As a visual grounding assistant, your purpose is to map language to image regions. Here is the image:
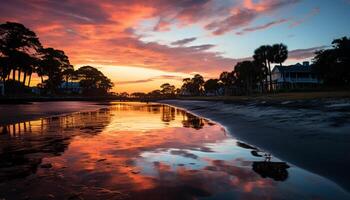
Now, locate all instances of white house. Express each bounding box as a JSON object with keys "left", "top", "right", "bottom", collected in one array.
[{"left": 272, "top": 62, "right": 322, "bottom": 89}]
